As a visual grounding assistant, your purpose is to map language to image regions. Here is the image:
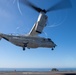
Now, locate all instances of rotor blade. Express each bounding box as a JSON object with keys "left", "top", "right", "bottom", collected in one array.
[
  {"left": 46, "top": 0, "right": 72, "bottom": 12},
  {"left": 20, "top": 0, "right": 42, "bottom": 13}
]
